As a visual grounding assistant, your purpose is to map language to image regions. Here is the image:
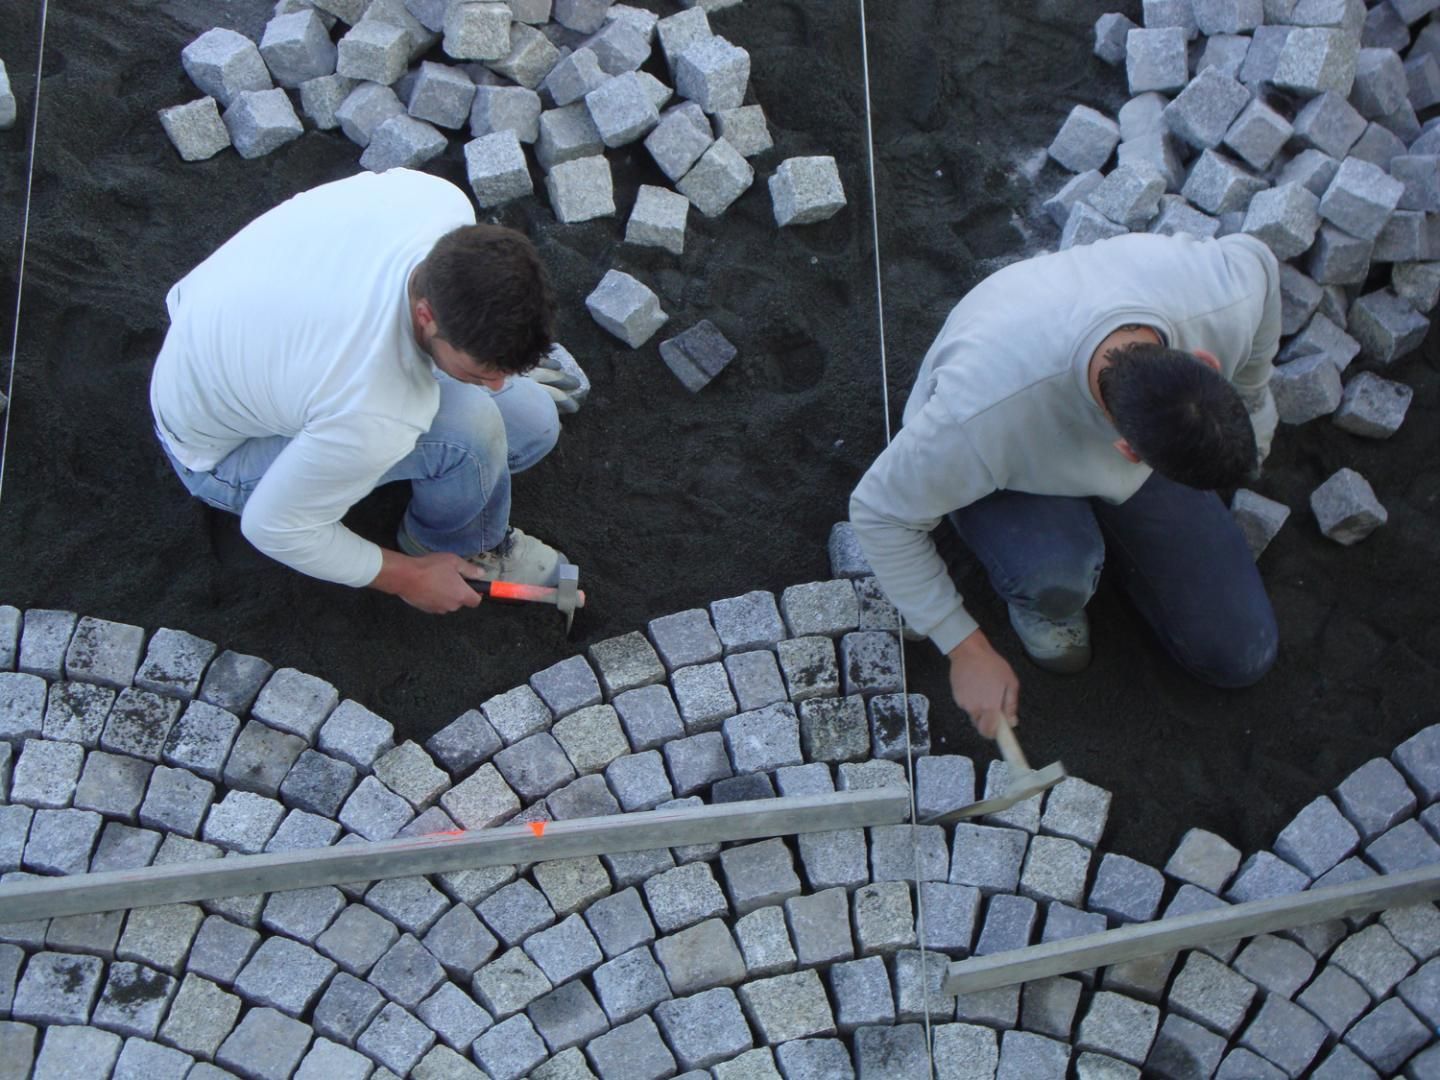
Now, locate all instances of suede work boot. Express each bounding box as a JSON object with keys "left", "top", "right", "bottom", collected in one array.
[
  {"left": 398, "top": 525, "right": 567, "bottom": 588},
  {"left": 1007, "top": 603, "right": 1092, "bottom": 674}
]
